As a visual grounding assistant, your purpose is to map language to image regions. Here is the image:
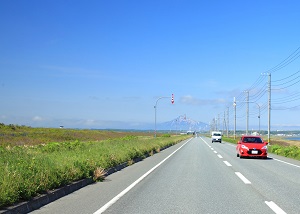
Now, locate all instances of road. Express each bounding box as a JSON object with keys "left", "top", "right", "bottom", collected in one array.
[{"left": 31, "top": 136, "right": 300, "bottom": 214}]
